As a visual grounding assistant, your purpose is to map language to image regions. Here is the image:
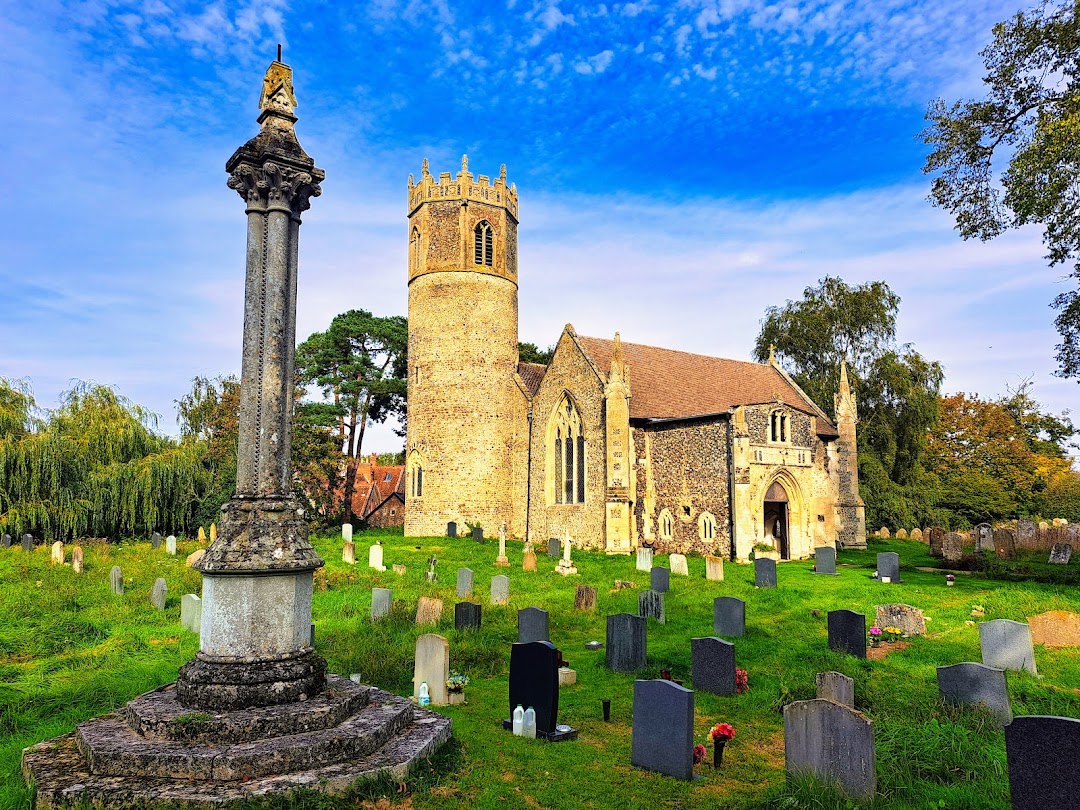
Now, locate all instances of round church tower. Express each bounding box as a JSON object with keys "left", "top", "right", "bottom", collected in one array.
[{"left": 404, "top": 157, "right": 520, "bottom": 538}]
